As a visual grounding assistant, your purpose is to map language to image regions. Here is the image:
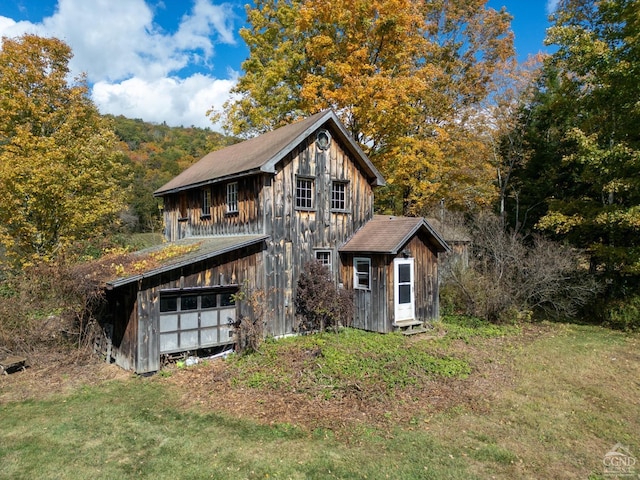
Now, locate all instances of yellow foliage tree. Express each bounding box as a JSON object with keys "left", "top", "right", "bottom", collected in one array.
[
  {"left": 0, "top": 35, "right": 129, "bottom": 269},
  {"left": 220, "top": 0, "right": 514, "bottom": 214}
]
